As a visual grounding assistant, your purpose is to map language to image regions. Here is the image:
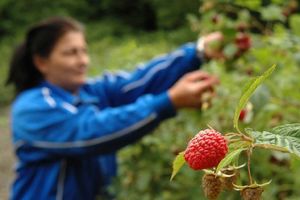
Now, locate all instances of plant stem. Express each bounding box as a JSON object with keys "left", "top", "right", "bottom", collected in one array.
[
  {"left": 225, "top": 132, "right": 240, "bottom": 137},
  {"left": 241, "top": 134, "right": 253, "bottom": 142},
  {"left": 247, "top": 148, "right": 253, "bottom": 185}
]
